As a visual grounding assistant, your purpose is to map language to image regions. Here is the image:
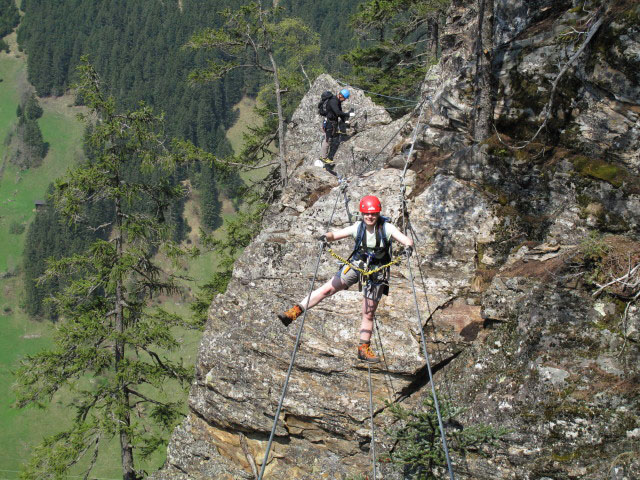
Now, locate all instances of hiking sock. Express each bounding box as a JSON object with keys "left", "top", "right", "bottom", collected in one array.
[{"left": 359, "top": 329, "right": 372, "bottom": 344}]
